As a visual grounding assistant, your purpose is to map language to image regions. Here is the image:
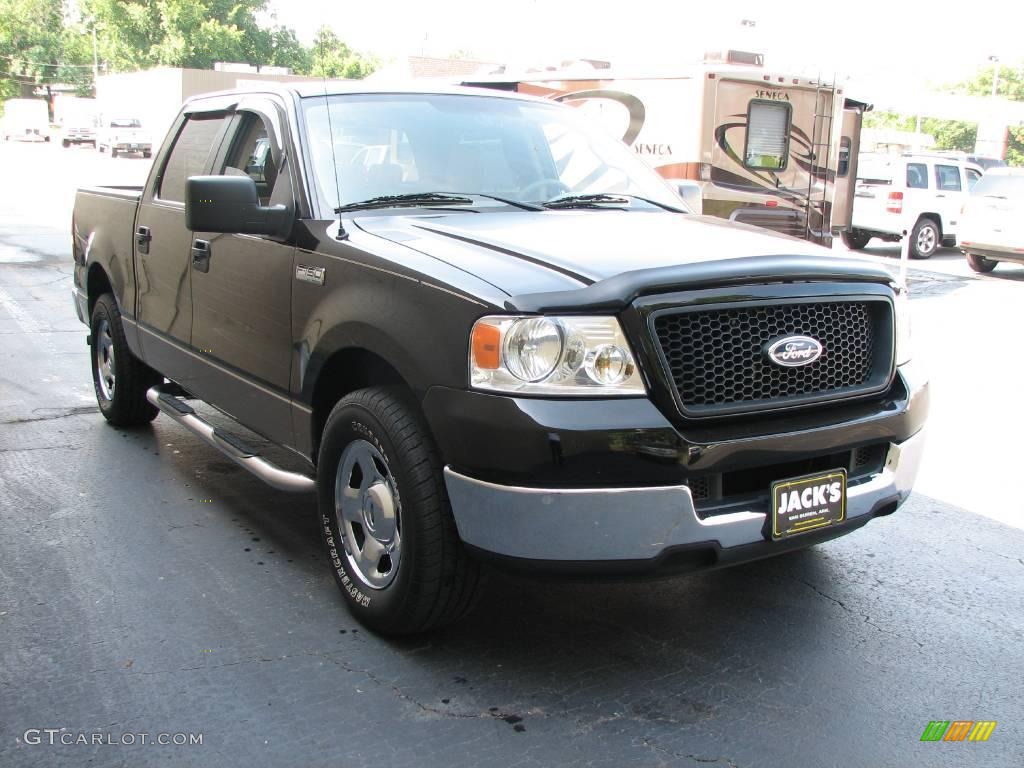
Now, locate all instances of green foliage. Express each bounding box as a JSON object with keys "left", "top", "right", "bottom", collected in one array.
[
  {"left": 308, "top": 26, "right": 376, "bottom": 79},
  {"left": 953, "top": 63, "right": 1024, "bottom": 101},
  {"left": 863, "top": 110, "right": 977, "bottom": 153},
  {"left": 0, "top": 0, "right": 93, "bottom": 102},
  {"left": 1007, "top": 126, "right": 1024, "bottom": 167}
]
